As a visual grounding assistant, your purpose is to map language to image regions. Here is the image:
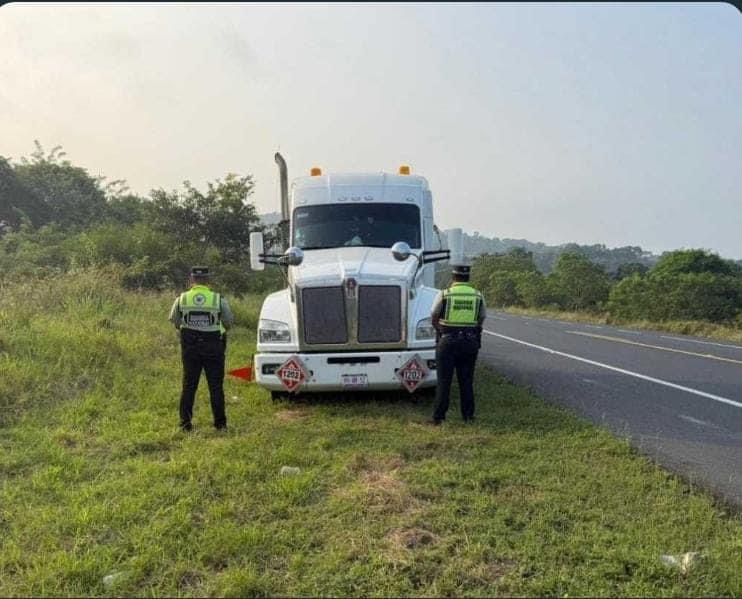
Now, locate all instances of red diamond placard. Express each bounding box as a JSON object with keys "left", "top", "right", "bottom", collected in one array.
[
  {"left": 276, "top": 356, "right": 308, "bottom": 393},
  {"left": 396, "top": 354, "right": 428, "bottom": 393}
]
